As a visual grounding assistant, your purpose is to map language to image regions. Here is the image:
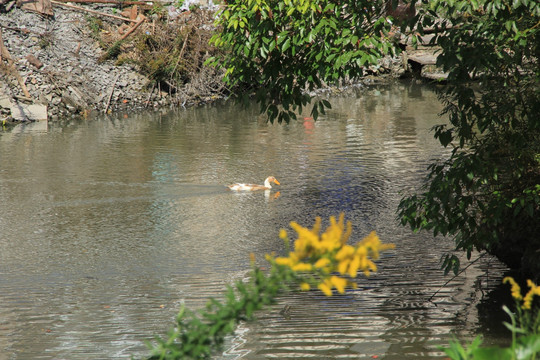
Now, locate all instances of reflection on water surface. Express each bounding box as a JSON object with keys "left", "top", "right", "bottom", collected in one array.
[{"left": 0, "top": 81, "right": 508, "bottom": 359}]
